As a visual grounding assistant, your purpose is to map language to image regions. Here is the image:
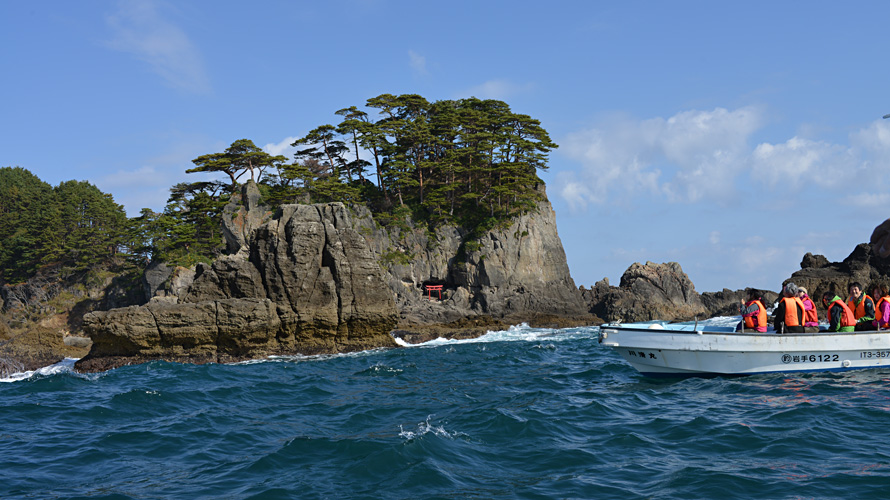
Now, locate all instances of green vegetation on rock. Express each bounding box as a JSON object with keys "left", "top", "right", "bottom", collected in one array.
[{"left": 2, "top": 94, "right": 555, "bottom": 284}]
